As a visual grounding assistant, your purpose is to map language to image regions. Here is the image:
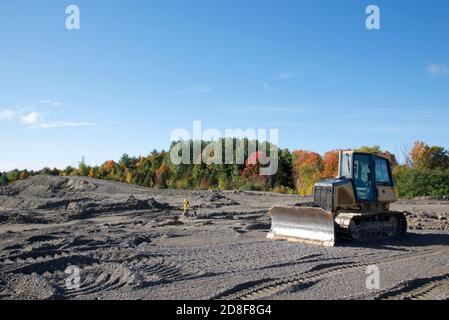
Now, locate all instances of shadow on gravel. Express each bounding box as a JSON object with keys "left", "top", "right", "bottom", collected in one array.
[
  {"left": 396, "top": 232, "right": 449, "bottom": 247},
  {"left": 341, "top": 232, "right": 449, "bottom": 250},
  {"left": 374, "top": 272, "right": 449, "bottom": 300}
]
